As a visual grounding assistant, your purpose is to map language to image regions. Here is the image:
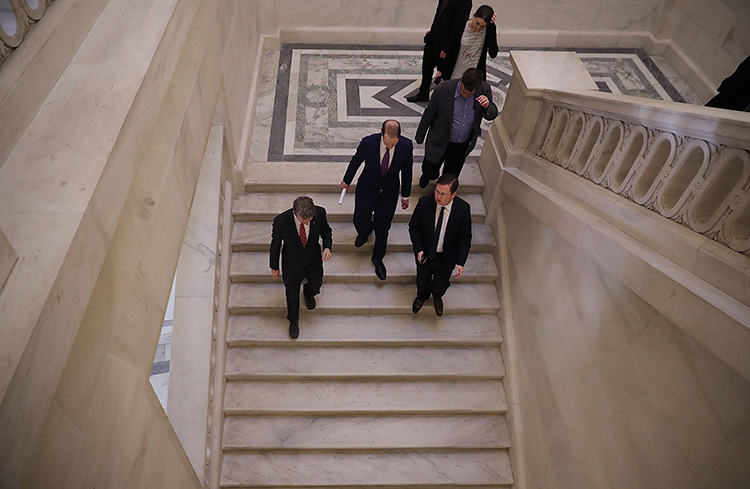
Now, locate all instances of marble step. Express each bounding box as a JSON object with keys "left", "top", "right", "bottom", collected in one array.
[
  {"left": 223, "top": 380, "right": 508, "bottom": 415},
  {"left": 220, "top": 451, "right": 514, "bottom": 487},
  {"left": 232, "top": 192, "right": 486, "bottom": 222},
  {"left": 231, "top": 221, "right": 496, "bottom": 253},
  {"left": 225, "top": 346, "right": 505, "bottom": 380},
  {"left": 230, "top": 251, "right": 498, "bottom": 283},
  {"left": 243, "top": 161, "right": 484, "bottom": 194},
  {"left": 228, "top": 283, "right": 501, "bottom": 315},
  {"left": 226, "top": 314, "right": 503, "bottom": 347},
  {"left": 222, "top": 415, "right": 510, "bottom": 450}
]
